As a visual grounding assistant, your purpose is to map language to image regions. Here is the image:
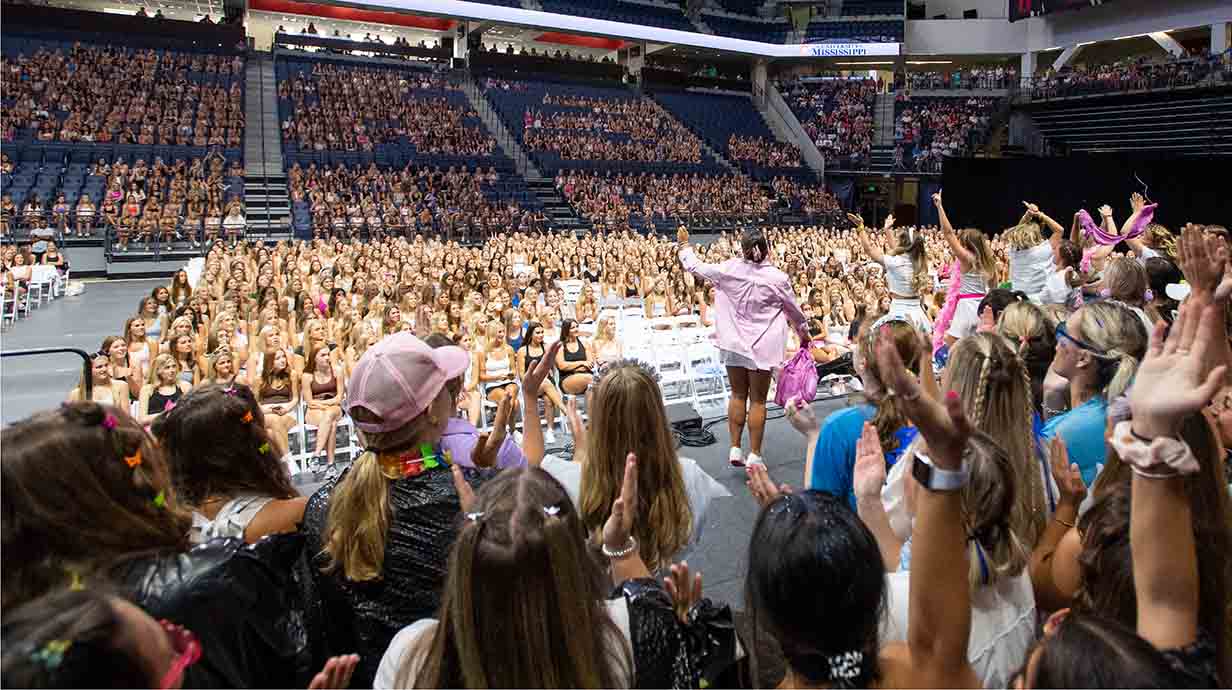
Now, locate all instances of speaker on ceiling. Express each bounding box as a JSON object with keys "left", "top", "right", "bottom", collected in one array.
[{"left": 962, "top": 8, "right": 978, "bottom": 18}]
